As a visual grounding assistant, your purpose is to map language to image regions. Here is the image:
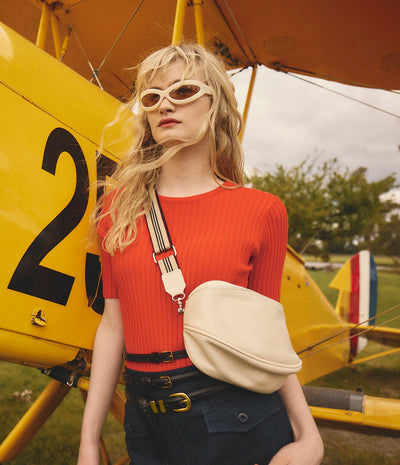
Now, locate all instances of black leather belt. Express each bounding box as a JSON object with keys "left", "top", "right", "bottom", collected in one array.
[
  {"left": 125, "top": 384, "right": 228, "bottom": 414},
  {"left": 123, "top": 368, "right": 203, "bottom": 389},
  {"left": 125, "top": 350, "right": 188, "bottom": 363}
]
